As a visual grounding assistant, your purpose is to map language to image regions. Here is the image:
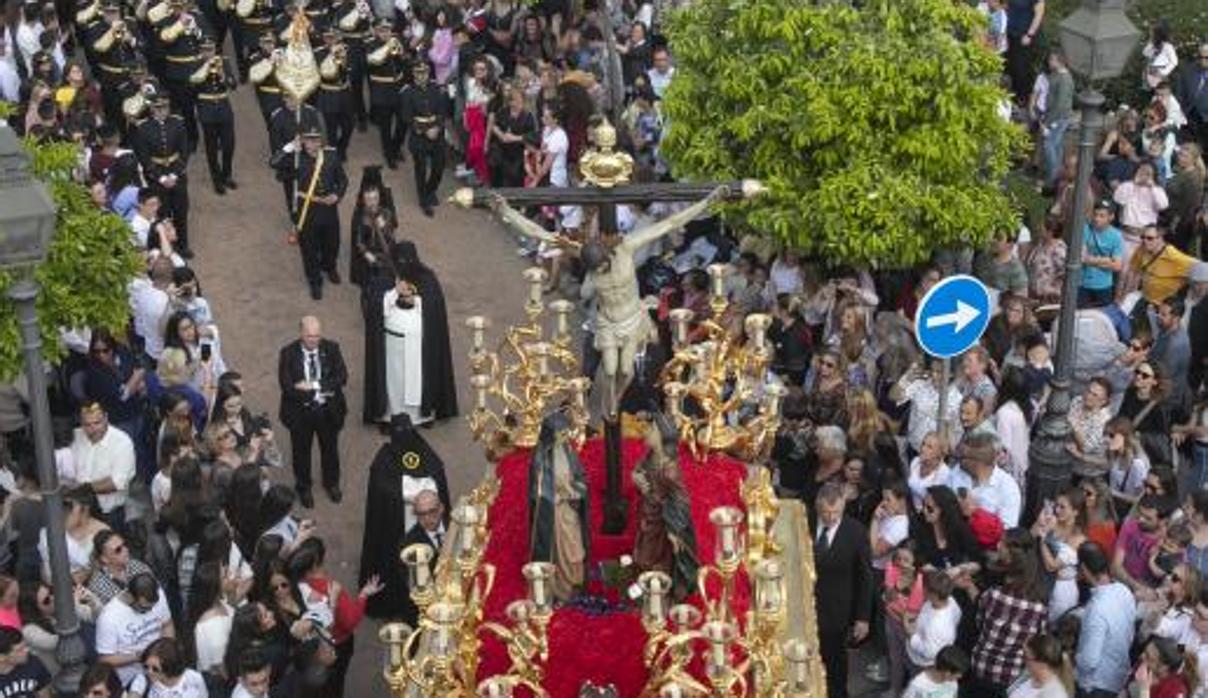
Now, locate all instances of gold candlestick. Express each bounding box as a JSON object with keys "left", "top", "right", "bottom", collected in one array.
[{"left": 669, "top": 308, "right": 694, "bottom": 347}]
